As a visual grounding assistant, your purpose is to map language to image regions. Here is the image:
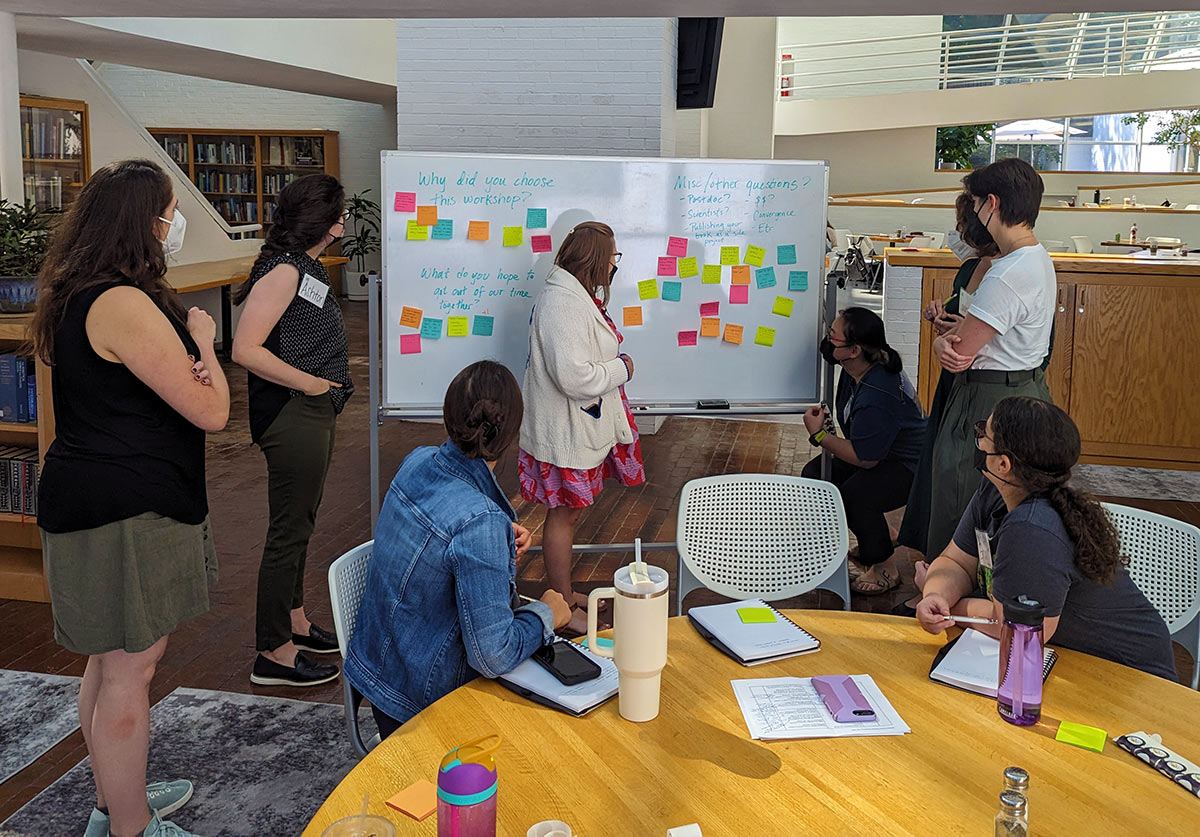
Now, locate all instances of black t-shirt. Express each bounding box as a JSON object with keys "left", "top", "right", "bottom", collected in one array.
[
  {"left": 953, "top": 479, "right": 1178, "bottom": 681},
  {"left": 835, "top": 365, "right": 926, "bottom": 471}
]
